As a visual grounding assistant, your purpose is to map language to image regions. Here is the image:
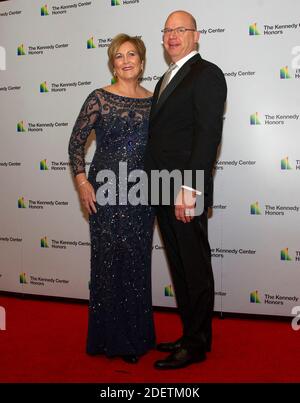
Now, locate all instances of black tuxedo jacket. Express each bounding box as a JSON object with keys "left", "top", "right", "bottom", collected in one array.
[{"left": 144, "top": 54, "right": 227, "bottom": 208}]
